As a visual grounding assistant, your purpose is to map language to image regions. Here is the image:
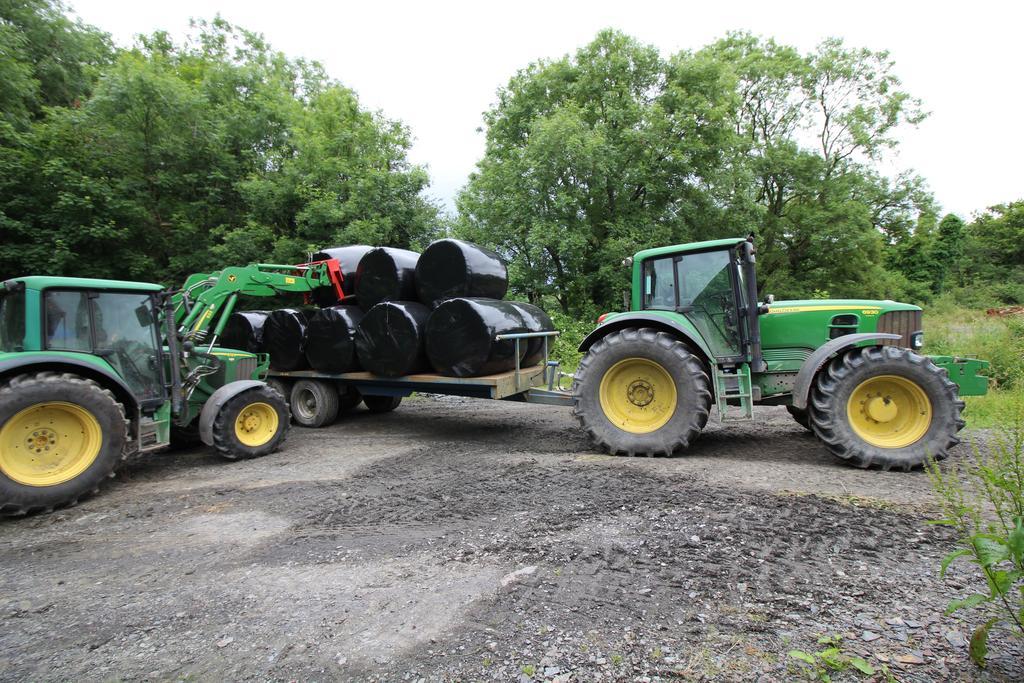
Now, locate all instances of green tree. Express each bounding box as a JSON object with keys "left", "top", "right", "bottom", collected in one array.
[
  {"left": 457, "top": 30, "right": 733, "bottom": 314},
  {"left": 0, "top": 0, "right": 113, "bottom": 127},
  {"left": 963, "top": 201, "right": 1024, "bottom": 303},
  {"left": 0, "top": 13, "right": 438, "bottom": 285},
  {"left": 695, "top": 33, "right": 931, "bottom": 299}
]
